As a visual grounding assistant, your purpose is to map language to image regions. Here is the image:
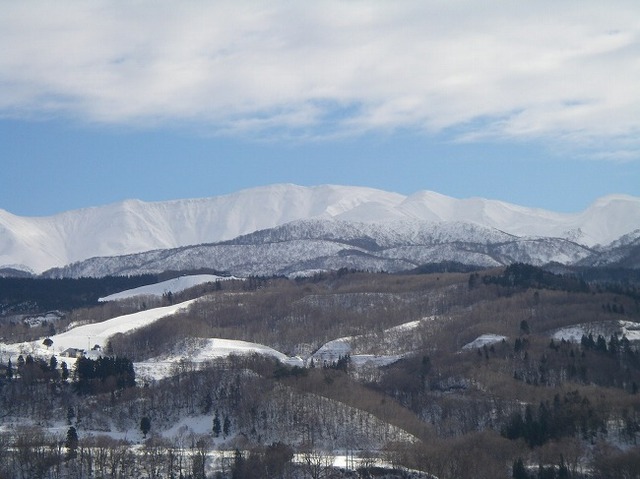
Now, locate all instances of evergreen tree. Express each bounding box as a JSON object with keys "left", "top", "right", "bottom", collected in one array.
[
  {"left": 202, "top": 391, "right": 213, "bottom": 414},
  {"left": 213, "top": 410, "right": 221, "bottom": 437},
  {"left": 140, "top": 416, "right": 151, "bottom": 438},
  {"left": 558, "top": 455, "right": 570, "bottom": 479},
  {"left": 67, "top": 406, "right": 75, "bottom": 426},
  {"left": 65, "top": 426, "right": 78, "bottom": 460},
  {"left": 512, "top": 458, "right": 529, "bottom": 479},
  {"left": 61, "top": 361, "right": 69, "bottom": 381},
  {"left": 223, "top": 416, "right": 231, "bottom": 437},
  {"left": 231, "top": 449, "right": 244, "bottom": 479},
  {"left": 49, "top": 355, "right": 57, "bottom": 372}
]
